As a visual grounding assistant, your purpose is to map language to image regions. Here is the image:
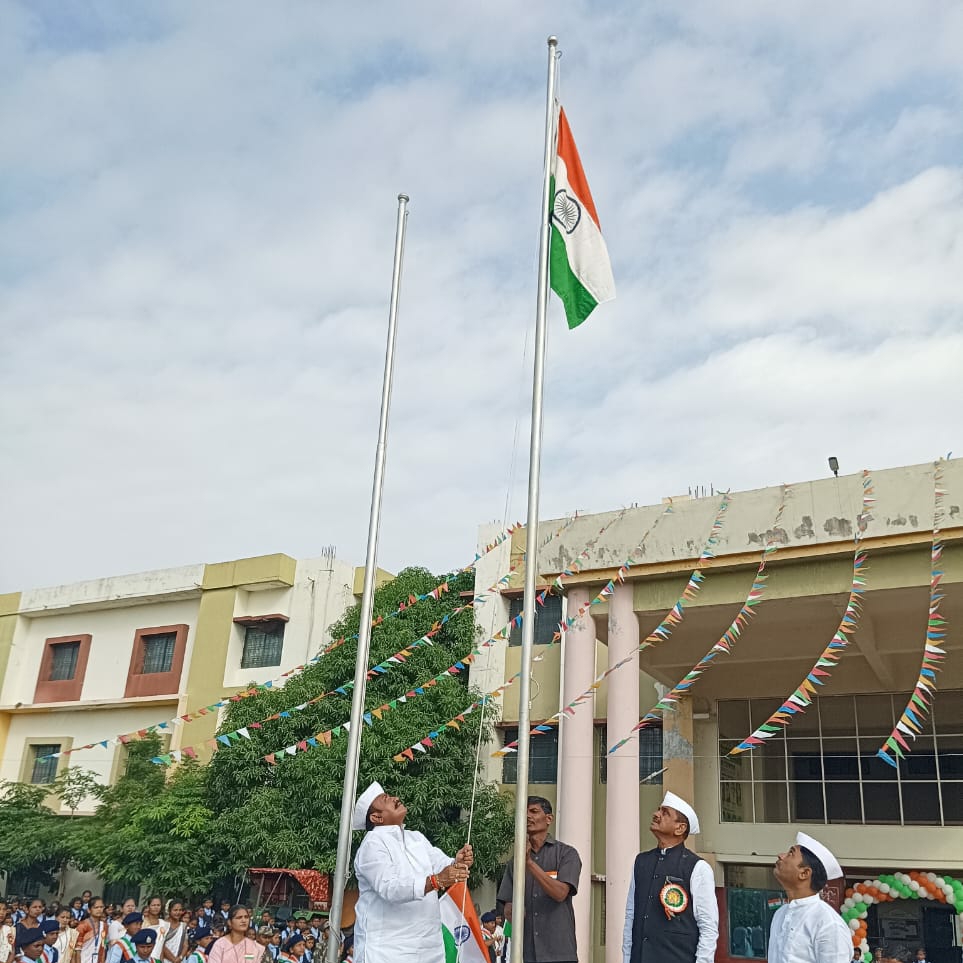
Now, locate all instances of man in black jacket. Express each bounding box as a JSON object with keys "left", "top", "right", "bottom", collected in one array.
[{"left": 621, "top": 792, "right": 718, "bottom": 963}]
